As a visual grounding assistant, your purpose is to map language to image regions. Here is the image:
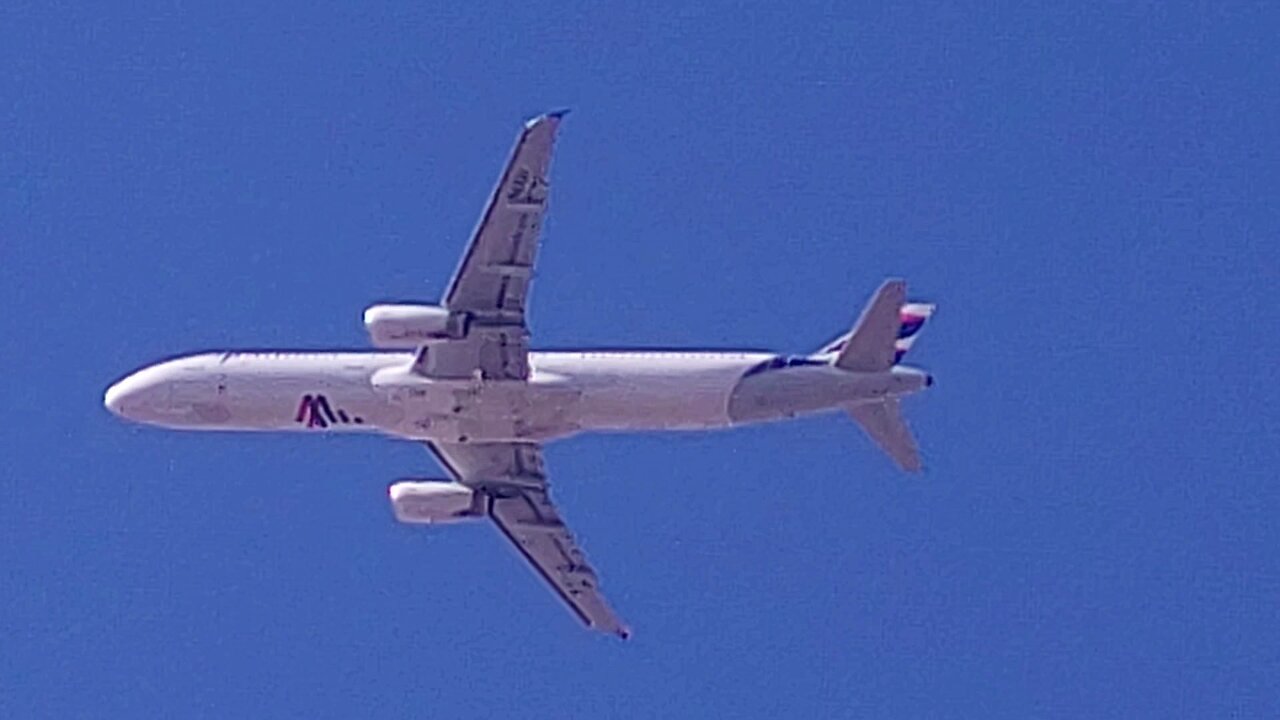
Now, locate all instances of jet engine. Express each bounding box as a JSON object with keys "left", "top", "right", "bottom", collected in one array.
[
  {"left": 364, "top": 304, "right": 467, "bottom": 348},
  {"left": 388, "top": 480, "right": 484, "bottom": 524}
]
